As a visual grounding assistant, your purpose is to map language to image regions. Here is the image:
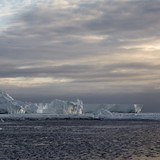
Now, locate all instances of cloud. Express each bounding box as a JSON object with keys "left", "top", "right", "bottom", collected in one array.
[
  {"left": 0, "top": 0, "right": 160, "bottom": 110},
  {"left": 0, "top": 62, "right": 159, "bottom": 95},
  {"left": 0, "top": 77, "right": 73, "bottom": 87}
]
